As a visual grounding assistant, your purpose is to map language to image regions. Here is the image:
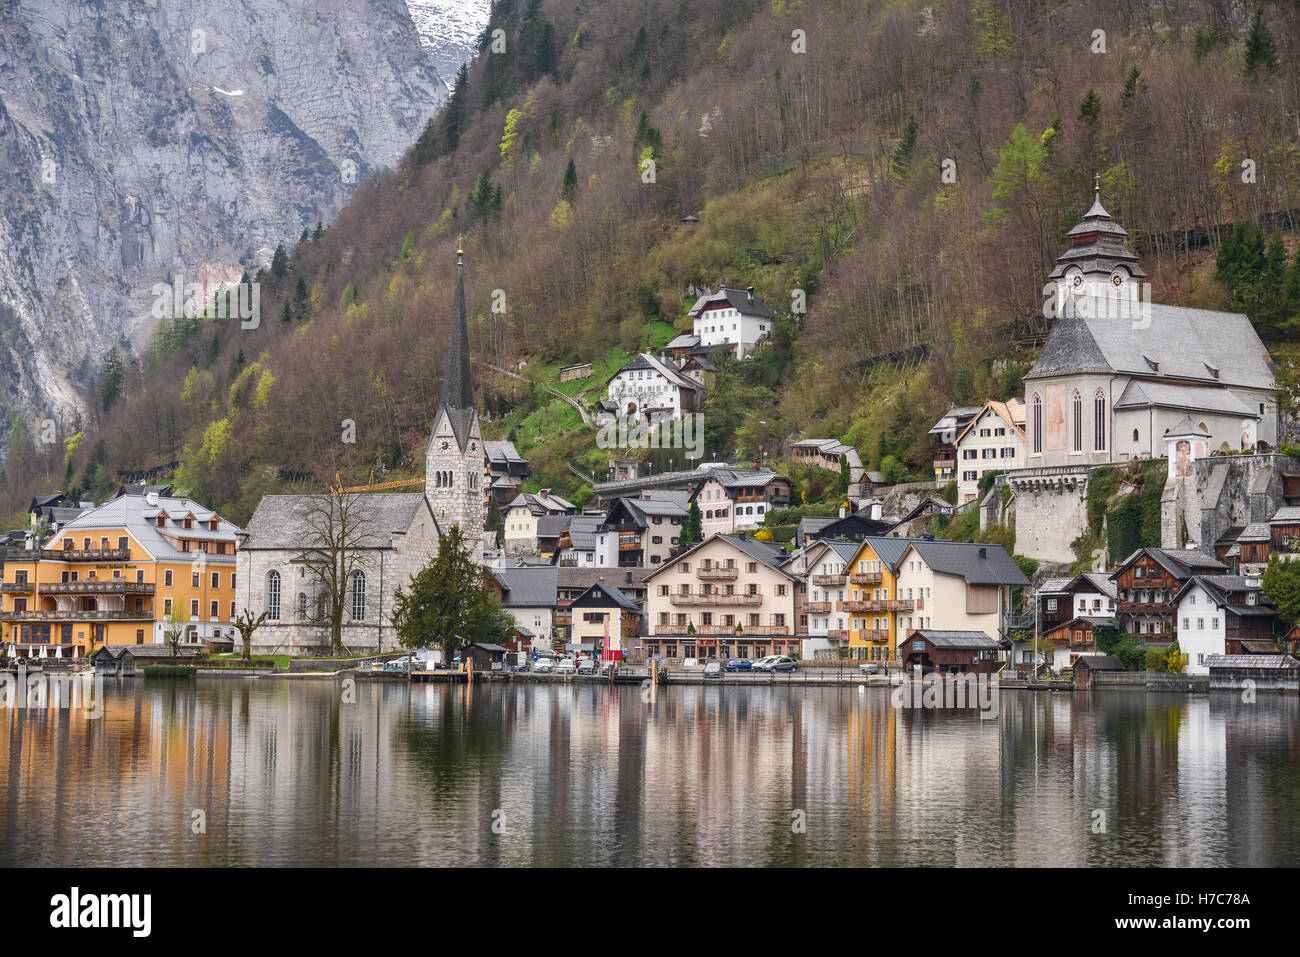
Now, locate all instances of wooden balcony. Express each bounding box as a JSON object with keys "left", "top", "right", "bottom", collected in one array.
[
  {"left": 805, "top": 601, "right": 833, "bottom": 614},
  {"left": 2, "top": 582, "right": 34, "bottom": 592},
  {"left": 697, "top": 566, "right": 738, "bottom": 580},
  {"left": 1123, "top": 602, "right": 1171, "bottom": 614},
  {"left": 857, "top": 629, "right": 890, "bottom": 641},
  {"left": 41, "top": 580, "right": 155, "bottom": 596},
  {"left": 842, "top": 599, "right": 914, "bottom": 613},
  {"left": 654, "top": 625, "right": 692, "bottom": 635},
  {"left": 39, "top": 547, "right": 131, "bottom": 562},
  {"left": 670, "top": 593, "right": 762, "bottom": 606},
  {"left": 811, "top": 574, "right": 845, "bottom": 586},
  {"left": 849, "top": 571, "right": 882, "bottom": 585},
  {"left": 826, "top": 629, "right": 850, "bottom": 642},
  {"left": 2, "top": 609, "right": 152, "bottom": 621}
]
